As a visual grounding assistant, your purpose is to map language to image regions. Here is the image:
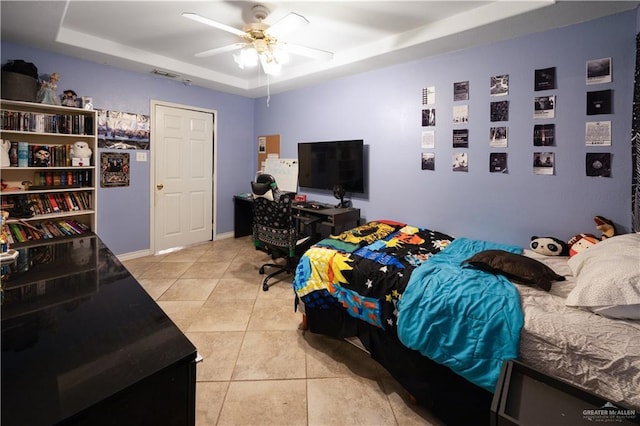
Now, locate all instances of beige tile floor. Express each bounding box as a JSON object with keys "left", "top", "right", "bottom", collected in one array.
[{"left": 122, "top": 236, "right": 443, "bottom": 426}]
